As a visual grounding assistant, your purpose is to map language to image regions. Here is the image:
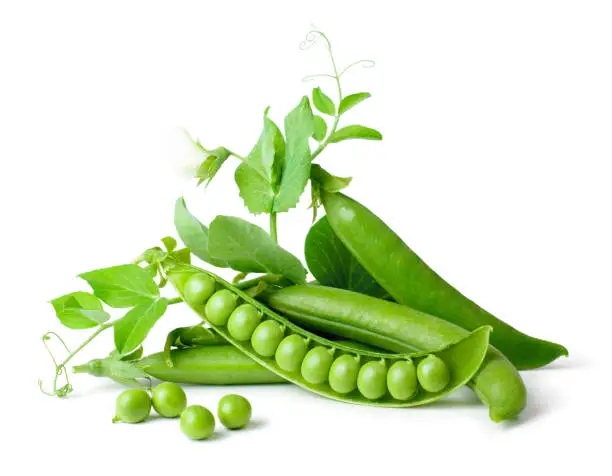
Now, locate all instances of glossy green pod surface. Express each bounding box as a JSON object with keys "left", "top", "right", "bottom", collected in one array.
[
  {"left": 169, "top": 264, "right": 491, "bottom": 408},
  {"left": 266, "top": 284, "right": 527, "bottom": 422},
  {"left": 321, "top": 191, "right": 567, "bottom": 370},
  {"left": 140, "top": 346, "right": 287, "bottom": 385}
]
